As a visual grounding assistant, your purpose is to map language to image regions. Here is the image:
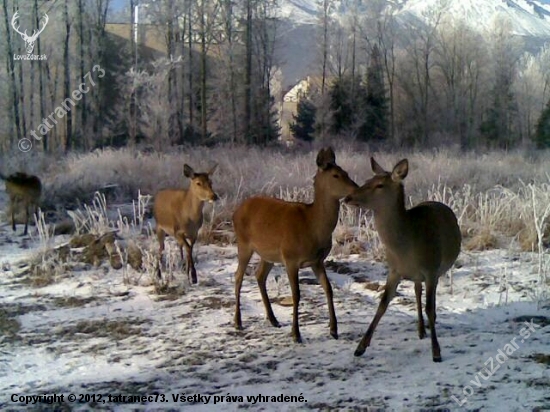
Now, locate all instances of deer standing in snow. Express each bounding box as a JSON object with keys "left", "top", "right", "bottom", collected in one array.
[{"left": 345, "top": 158, "right": 461, "bottom": 362}]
